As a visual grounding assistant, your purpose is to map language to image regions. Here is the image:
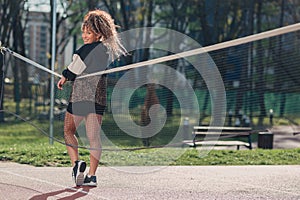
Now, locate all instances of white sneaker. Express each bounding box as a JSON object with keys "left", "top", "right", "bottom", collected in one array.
[
  {"left": 72, "top": 160, "right": 86, "bottom": 186},
  {"left": 83, "top": 175, "right": 97, "bottom": 187}
]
